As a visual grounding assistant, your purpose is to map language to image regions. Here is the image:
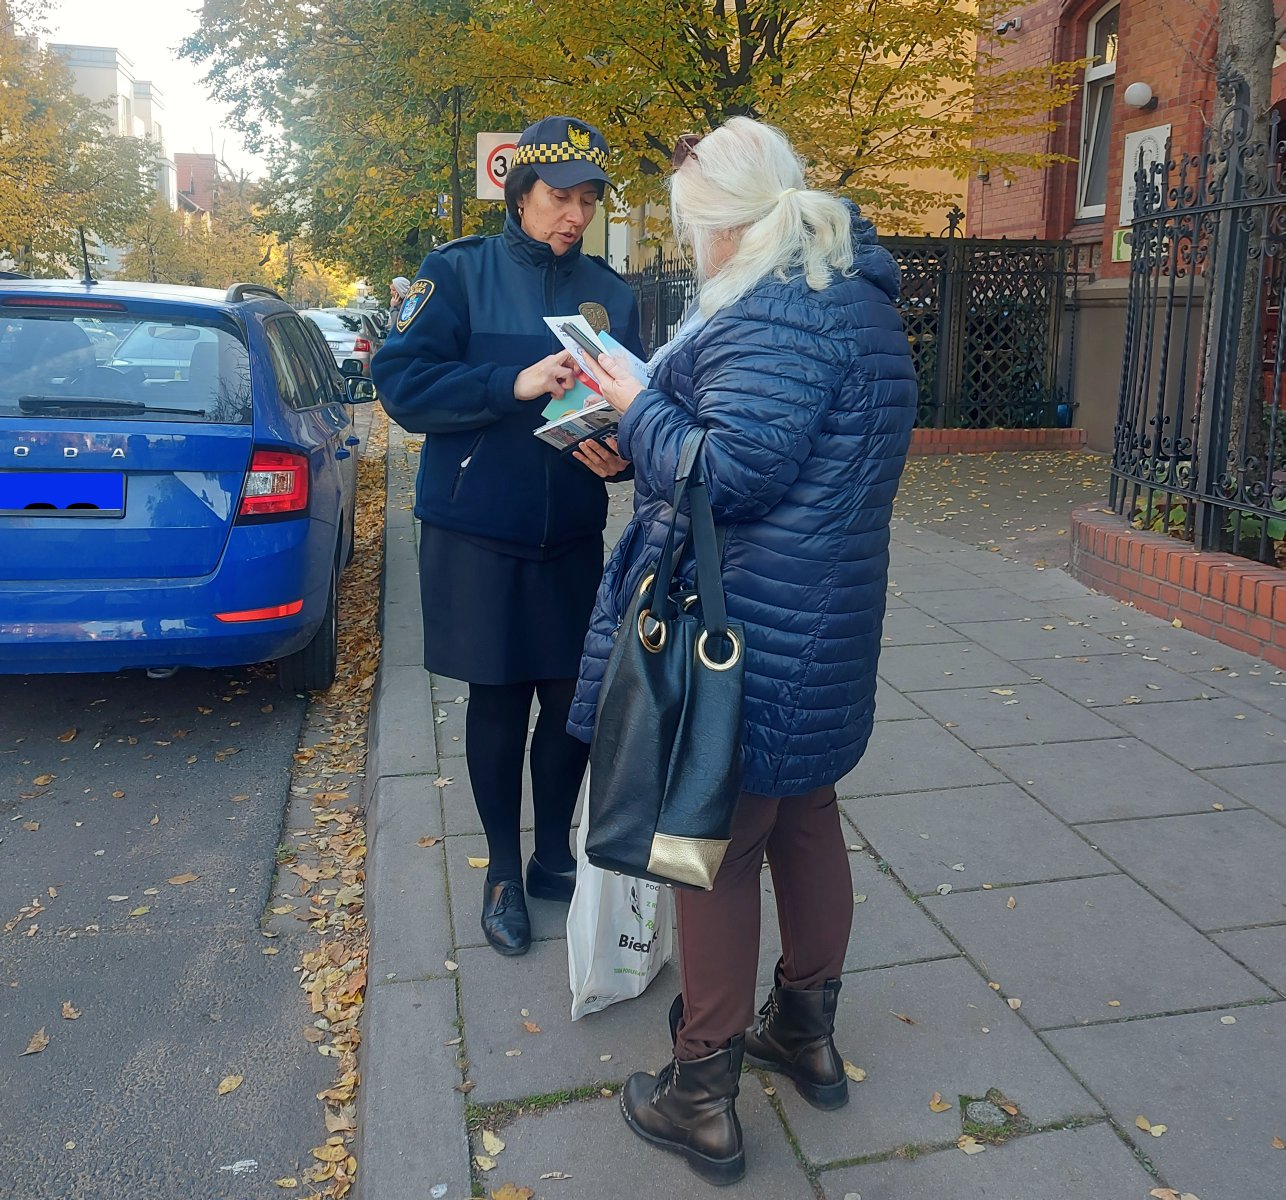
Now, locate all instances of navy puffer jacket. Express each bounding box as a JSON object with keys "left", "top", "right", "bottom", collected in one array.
[{"left": 567, "top": 206, "right": 917, "bottom": 797}]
